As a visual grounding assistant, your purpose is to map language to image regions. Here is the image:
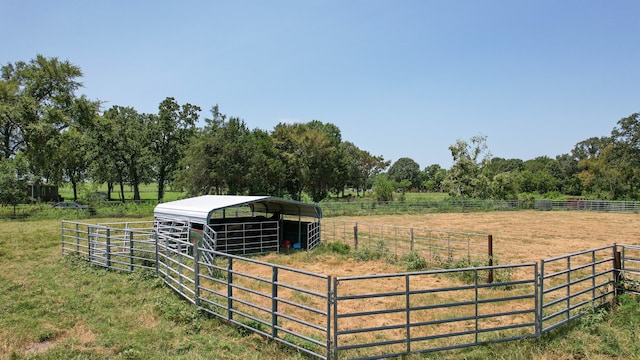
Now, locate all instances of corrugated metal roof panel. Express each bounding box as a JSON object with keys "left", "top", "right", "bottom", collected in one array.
[{"left": 153, "top": 195, "right": 321, "bottom": 224}]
